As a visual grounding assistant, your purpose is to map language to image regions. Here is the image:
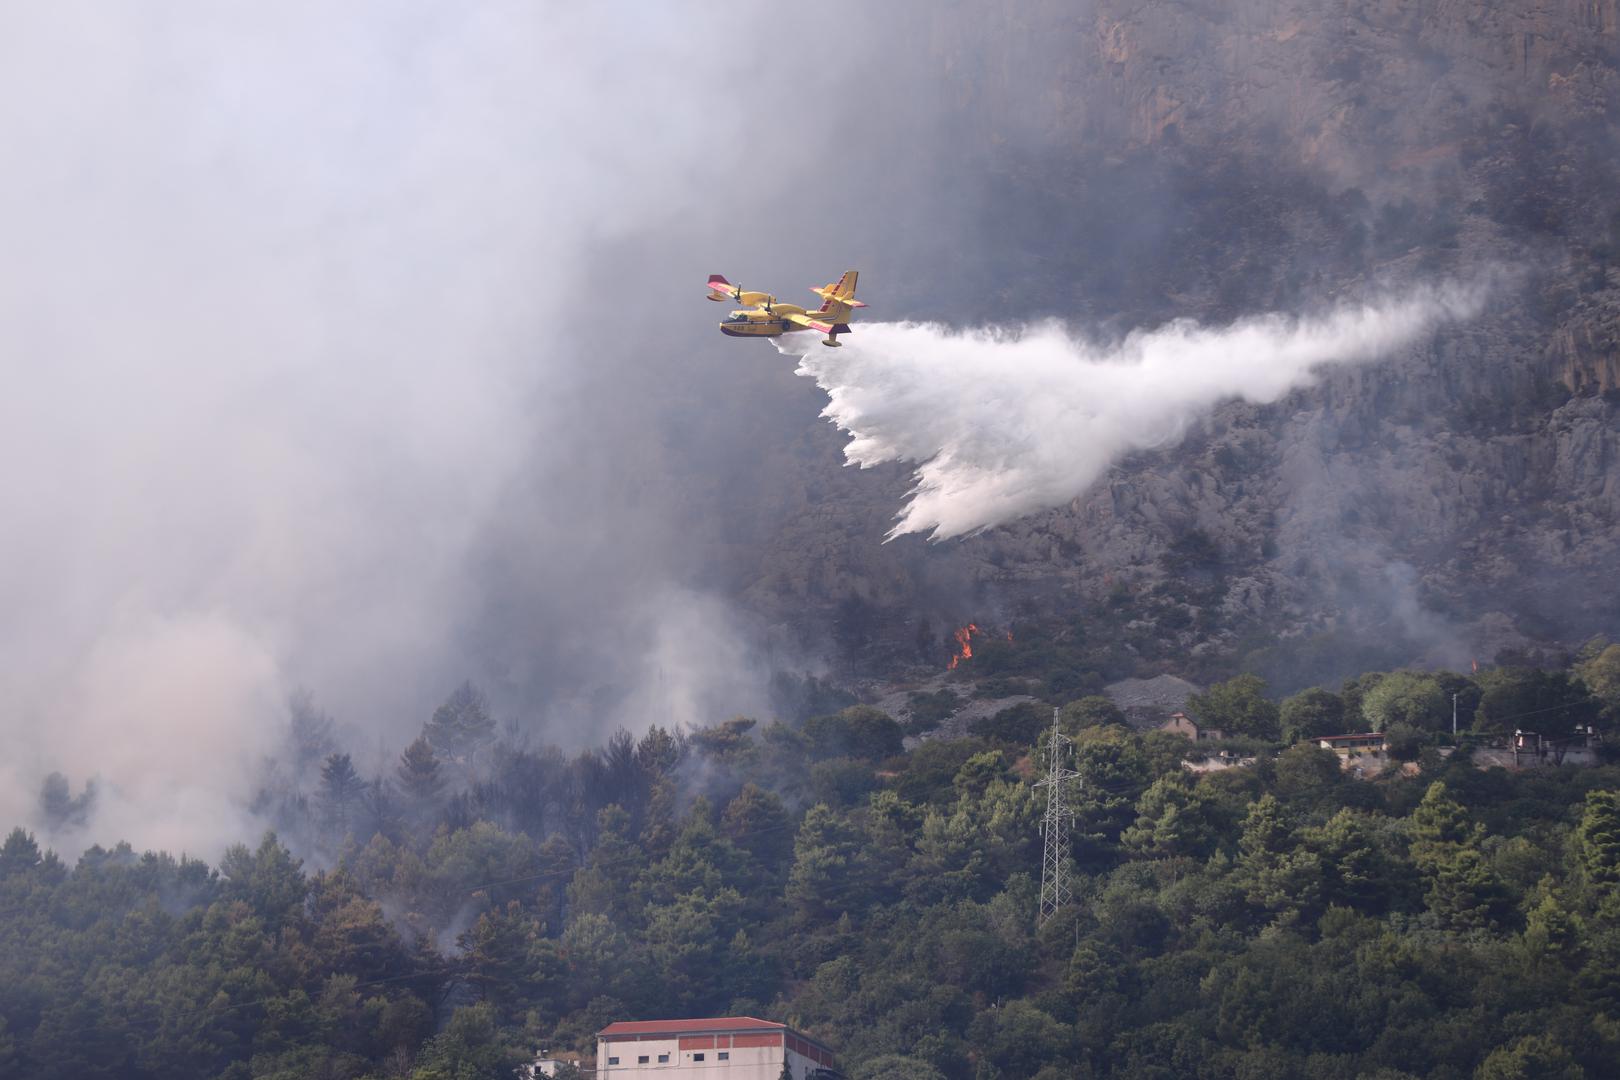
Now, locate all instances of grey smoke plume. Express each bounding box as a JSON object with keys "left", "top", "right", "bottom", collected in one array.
[
  {"left": 0, "top": 2, "right": 950, "bottom": 856},
  {"left": 776, "top": 284, "right": 1487, "bottom": 539}
]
